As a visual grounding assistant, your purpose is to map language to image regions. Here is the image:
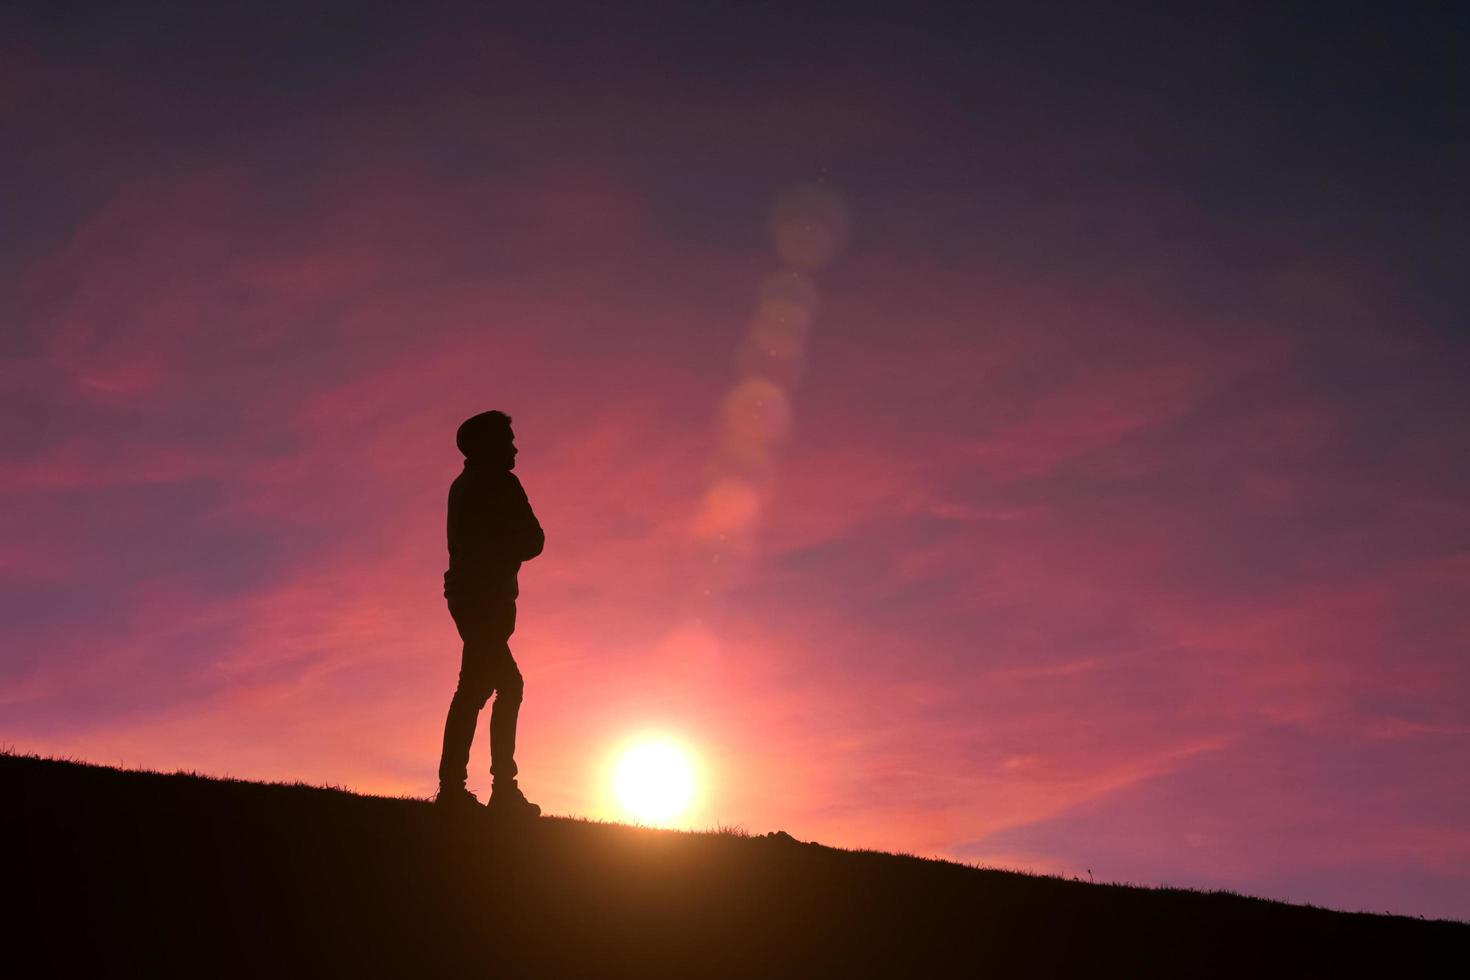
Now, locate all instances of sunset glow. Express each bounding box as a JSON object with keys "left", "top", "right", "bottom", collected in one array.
[{"left": 4, "top": 3, "right": 1468, "bottom": 924}]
